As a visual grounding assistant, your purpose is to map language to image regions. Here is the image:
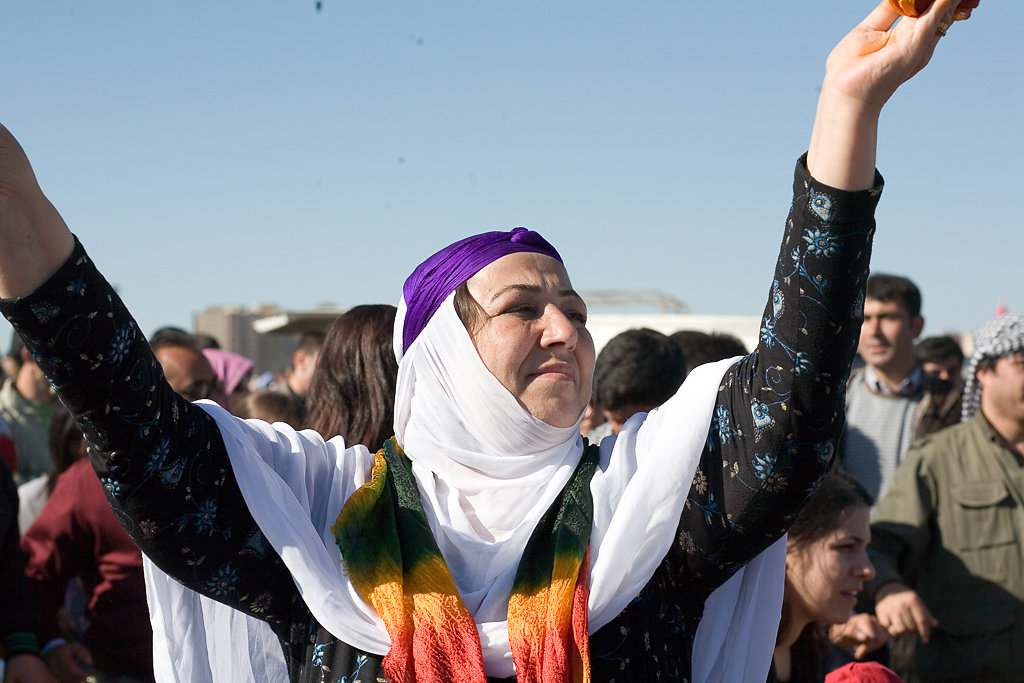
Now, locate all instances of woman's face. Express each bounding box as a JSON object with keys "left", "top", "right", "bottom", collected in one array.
[
  {"left": 785, "top": 503, "right": 875, "bottom": 627},
  {"left": 465, "top": 252, "right": 595, "bottom": 428}
]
